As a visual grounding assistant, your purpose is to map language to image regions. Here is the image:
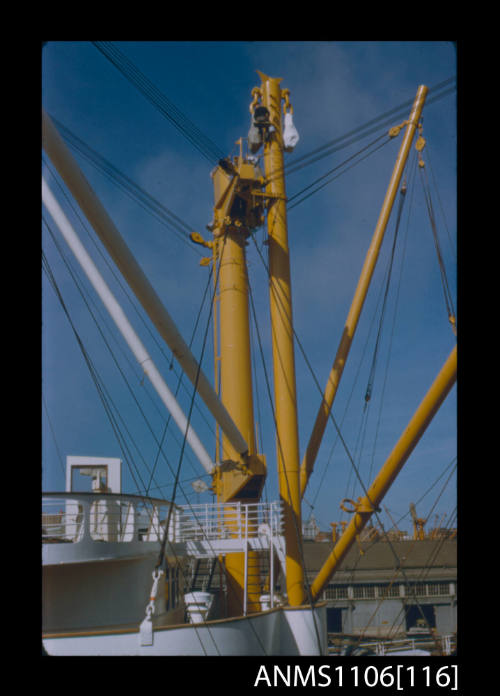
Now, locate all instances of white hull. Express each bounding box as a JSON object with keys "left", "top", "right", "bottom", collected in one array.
[
  {"left": 43, "top": 603, "right": 327, "bottom": 656},
  {"left": 42, "top": 554, "right": 163, "bottom": 632},
  {"left": 43, "top": 492, "right": 326, "bottom": 655}
]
